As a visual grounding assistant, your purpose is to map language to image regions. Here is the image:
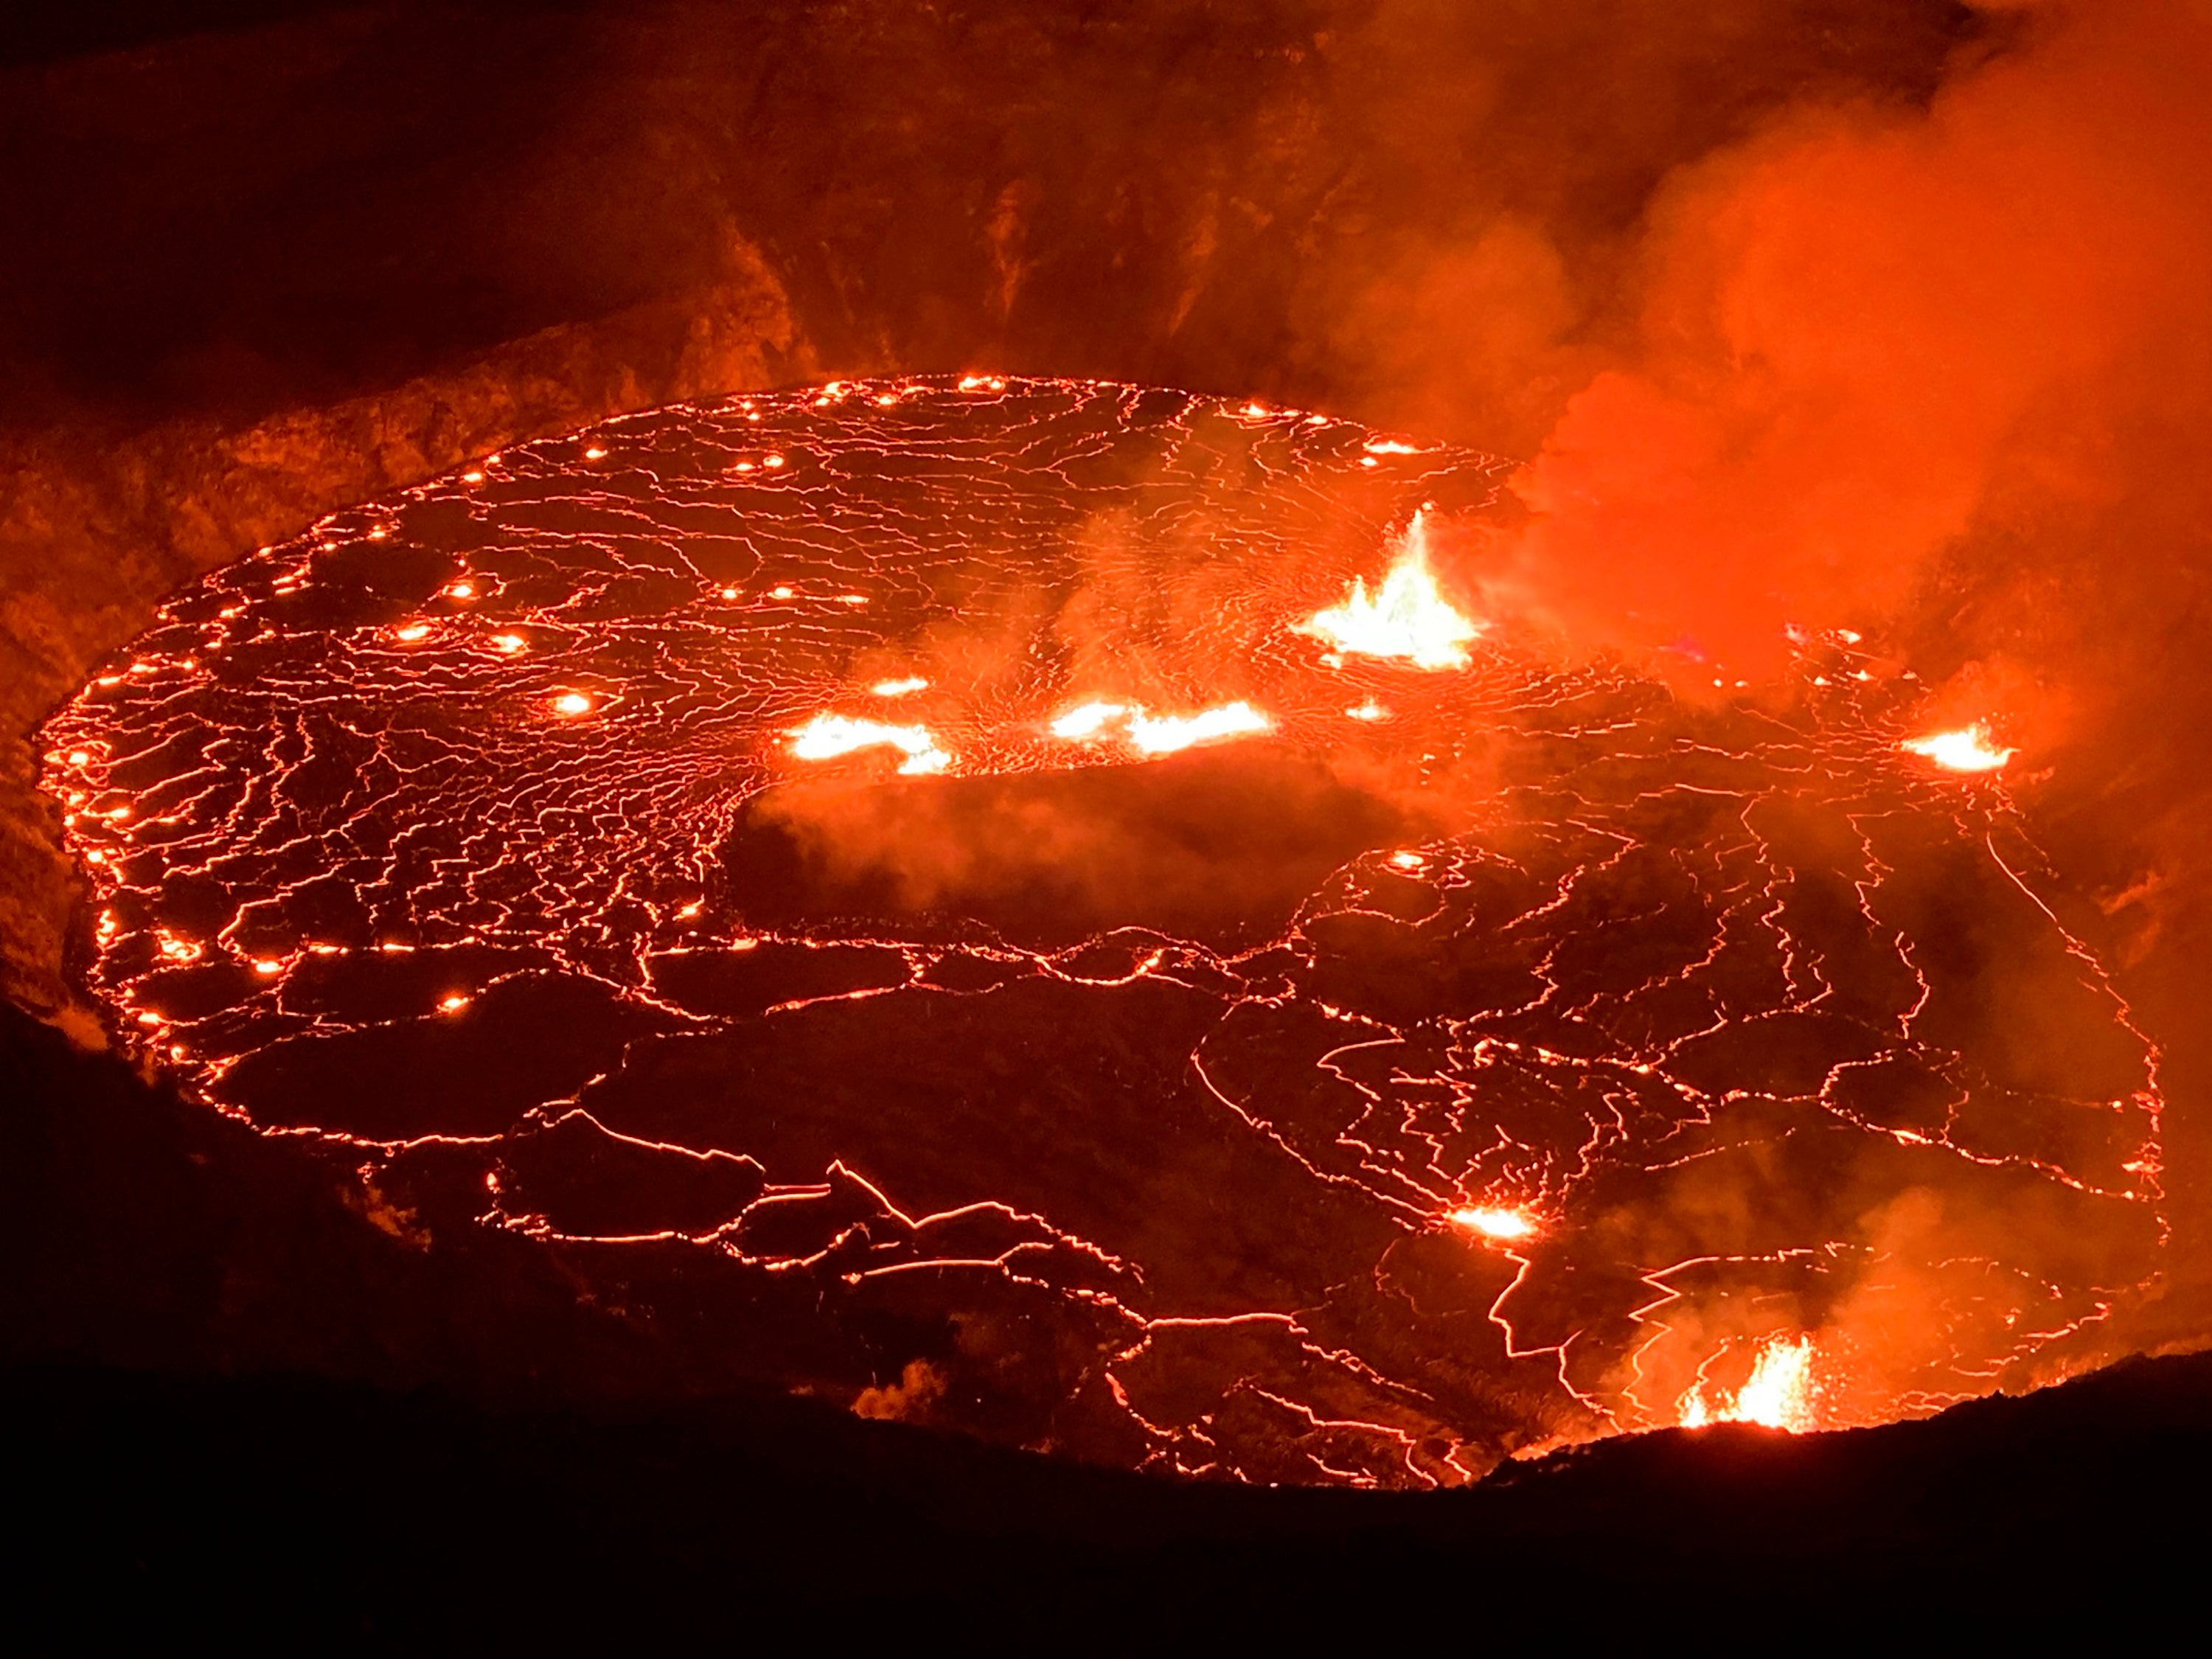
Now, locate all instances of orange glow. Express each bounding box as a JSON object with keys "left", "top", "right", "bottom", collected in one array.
[
  {"left": 1346, "top": 701, "right": 1389, "bottom": 722},
  {"left": 251, "top": 958, "right": 282, "bottom": 975},
  {"left": 445, "top": 581, "right": 476, "bottom": 599},
  {"left": 1298, "top": 510, "right": 1481, "bottom": 670},
  {"left": 551, "top": 692, "right": 595, "bottom": 717},
  {"left": 392, "top": 623, "right": 432, "bottom": 642},
  {"left": 787, "top": 712, "right": 951, "bottom": 776},
  {"left": 583, "top": 446, "right": 608, "bottom": 461},
  {"left": 1447, "top": 1206, "right": 1538, "bottom": 1242},
  {"left": 490, "top": 633, "right": 527, "bottom": 655},
  {"left": 770, "top": 585, "right": 796, "bottom": 601},
  {"left": 437, "top": 993, "right": 470, "bottom": 1013},
  {"left": 1902, "top": 724, "right": 2015, "bottom": 772},
  {"left": 870, "top": 676, "right": 930, "bottom": 698},
  {"left": 1680, "top": 1335, "right": 1820, "bottom": 1433}
]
